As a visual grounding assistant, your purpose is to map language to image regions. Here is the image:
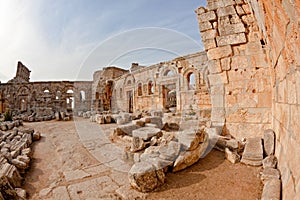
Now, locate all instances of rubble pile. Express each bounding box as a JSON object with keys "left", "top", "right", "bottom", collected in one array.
[
  {"left": 0, "top": 120, "right": 40, "bottom": 199},
  {"left": 111, "top": 113, "right": 210, "bottom": 192}
]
